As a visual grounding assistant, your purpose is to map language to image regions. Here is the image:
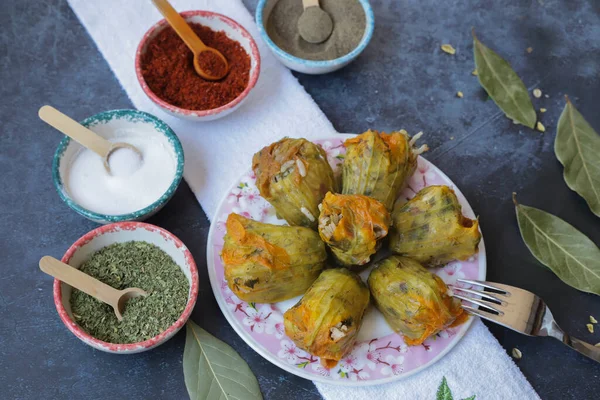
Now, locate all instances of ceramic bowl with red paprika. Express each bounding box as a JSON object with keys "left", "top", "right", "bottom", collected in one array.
[{"left": 136, "top": 11, "right": 261, "bottom": 122}]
